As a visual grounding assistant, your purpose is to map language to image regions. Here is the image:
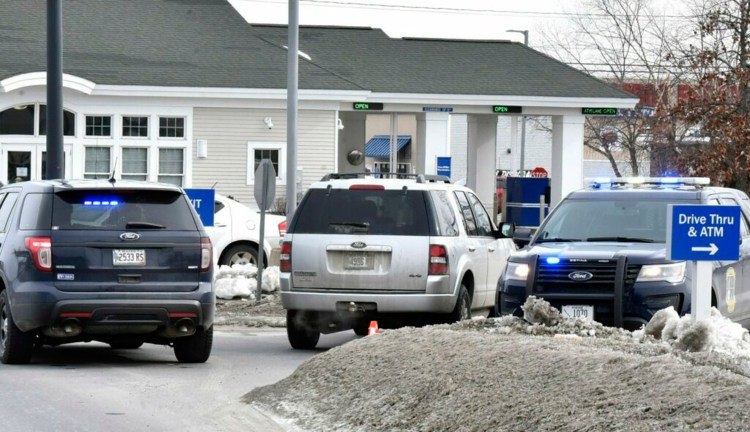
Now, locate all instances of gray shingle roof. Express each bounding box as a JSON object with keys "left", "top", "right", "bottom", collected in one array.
[{"left": 0, "top": 0, "right": 633, "bottom": 99}]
